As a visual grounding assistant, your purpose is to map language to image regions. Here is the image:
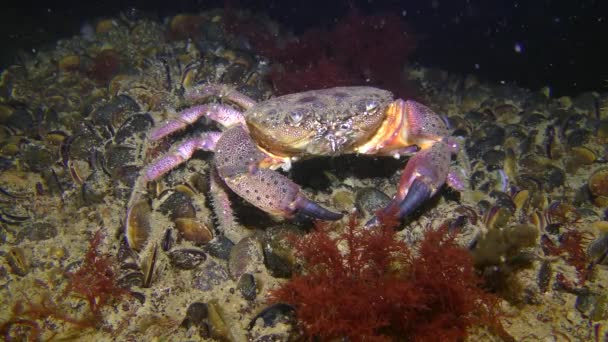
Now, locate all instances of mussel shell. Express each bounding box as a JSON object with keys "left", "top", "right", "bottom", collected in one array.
[
  {"left": 229, "top": 236, "right": 264, "bottom": 279},
  {"left": 174, "top": 218, "right": 213, "bottom": 245},
  {"left": 589, "top": 168, "right": 608, "bottom": 198},
  {"left": 168, "top": 248, "right": 207, "bottom": 269},
  {"left": 125, "top": 200, "right": 152, "bottom": 252}
]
